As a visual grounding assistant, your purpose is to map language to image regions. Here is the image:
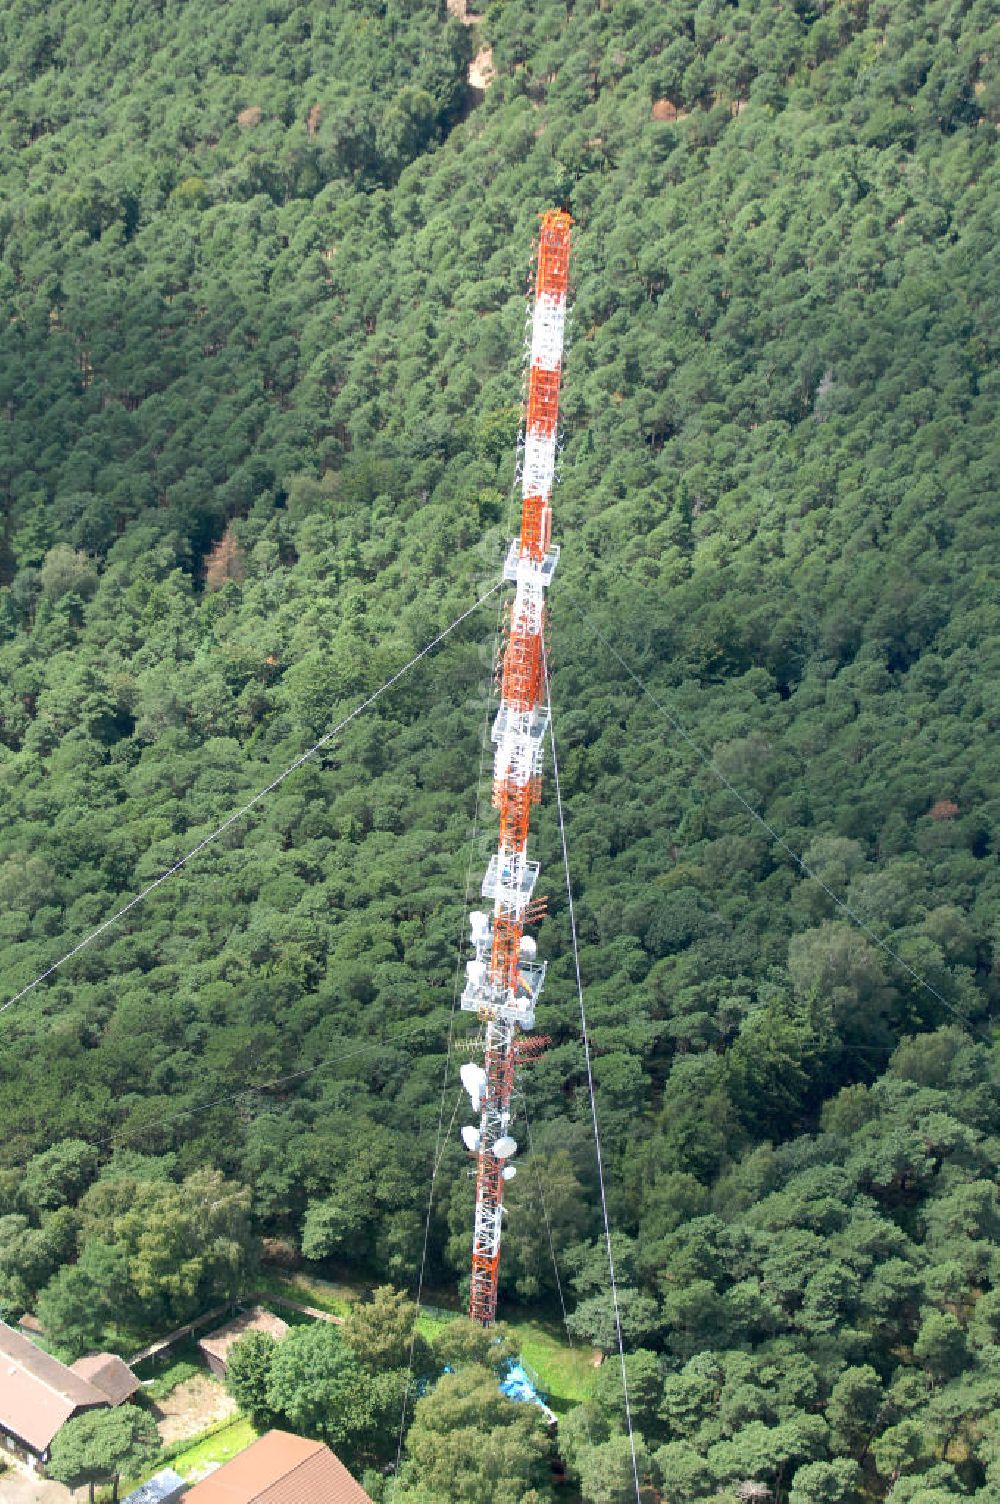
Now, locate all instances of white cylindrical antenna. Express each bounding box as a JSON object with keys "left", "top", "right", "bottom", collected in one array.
[{"left": 460, "top": 1062, "right": 488, "bottom": 1110}]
